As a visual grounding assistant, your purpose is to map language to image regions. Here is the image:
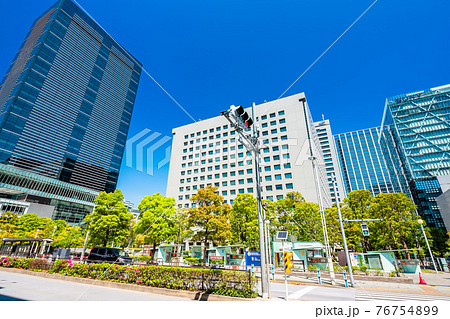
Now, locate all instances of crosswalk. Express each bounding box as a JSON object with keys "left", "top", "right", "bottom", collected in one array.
[{"left": 356, "top": 290, "right": 450, "bottom": 301}]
